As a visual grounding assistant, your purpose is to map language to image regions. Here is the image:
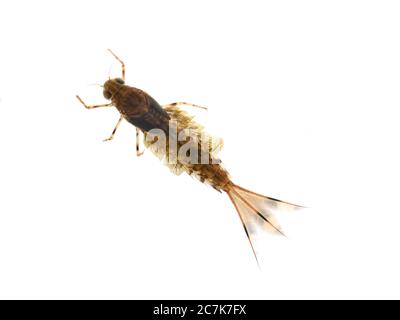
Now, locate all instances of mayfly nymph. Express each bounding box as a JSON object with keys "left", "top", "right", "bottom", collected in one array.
[{"left": 76, "top": 50, "right": 303, "bottom": 265}]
